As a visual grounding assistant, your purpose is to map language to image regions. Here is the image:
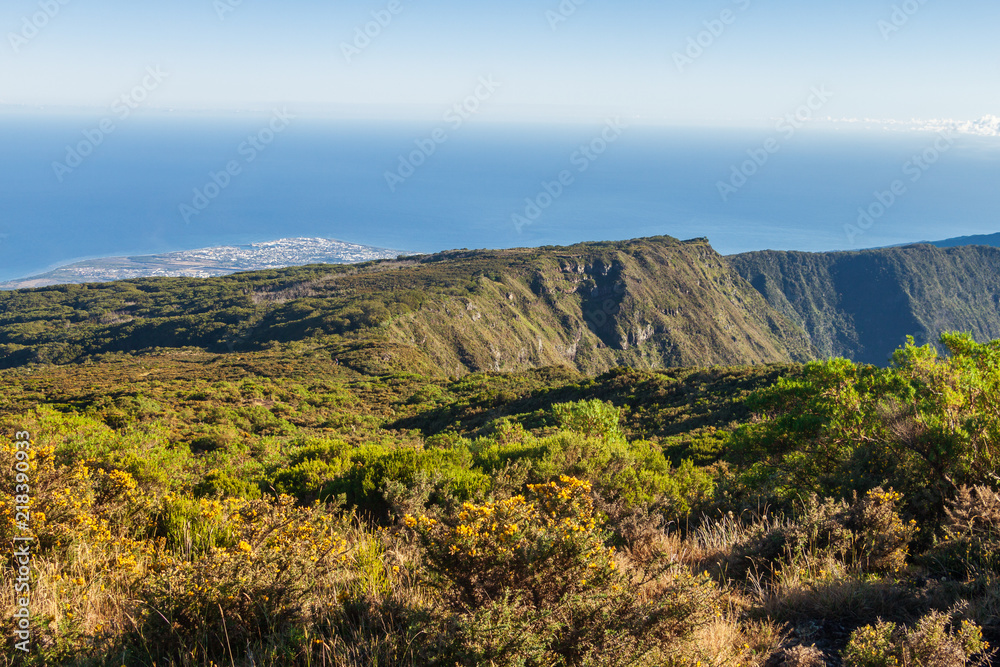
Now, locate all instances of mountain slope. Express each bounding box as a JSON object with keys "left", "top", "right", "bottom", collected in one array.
[
  {"left": 0, "top": 236, "right": 813, "bottom": 374},
  {"left": 730, "top": 244, "right": 1000, "bottom": 364},
  {"left": 378, "top": 237, "right": 813, "bottom": 374},
  {"left": 929, "top": 232, "right": 1000, "bottom": 249}
]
